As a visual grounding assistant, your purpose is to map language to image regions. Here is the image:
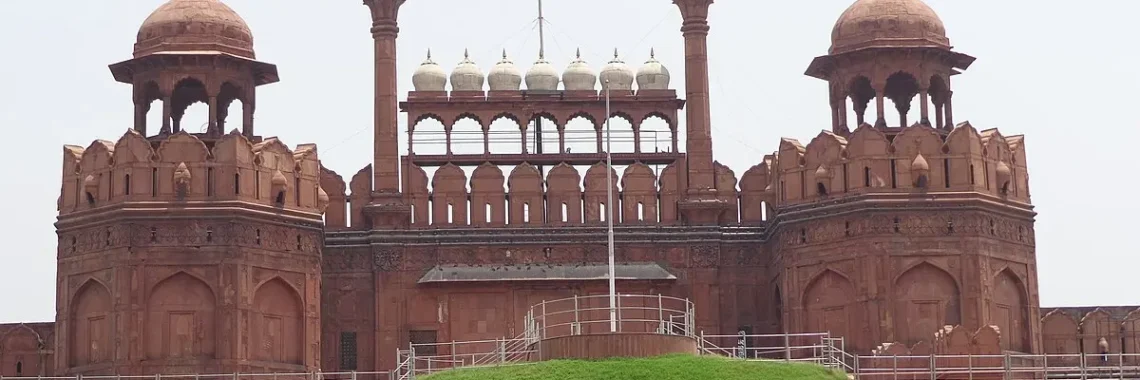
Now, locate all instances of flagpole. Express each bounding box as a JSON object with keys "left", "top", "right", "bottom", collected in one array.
[{"left": 605, "top": 78, "right": 617, "bottom": 333}]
